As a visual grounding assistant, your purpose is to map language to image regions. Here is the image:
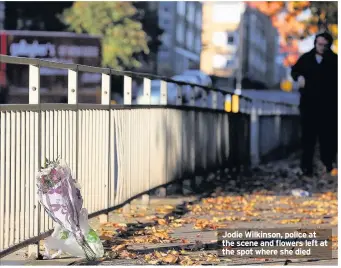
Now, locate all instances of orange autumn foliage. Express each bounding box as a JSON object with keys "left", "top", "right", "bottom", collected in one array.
[
  {"left": 247, "top": 1, "right": 285, "bottom": 17},
  {"left": 246, "top": 1, "right": 311, "bottom": 66}
]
